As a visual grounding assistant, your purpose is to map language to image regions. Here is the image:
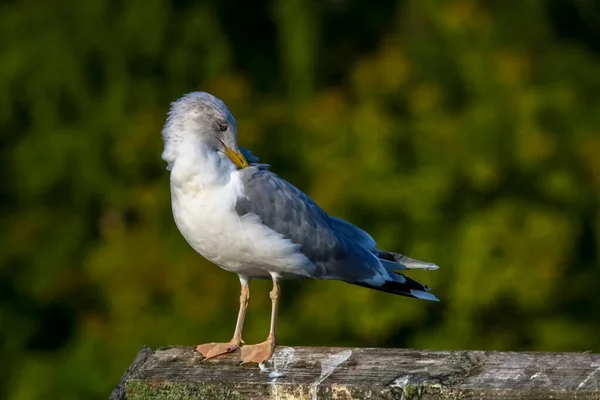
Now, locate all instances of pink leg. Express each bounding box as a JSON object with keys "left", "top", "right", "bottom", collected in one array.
[
  {"left": 240, "top": 275, "right": 279, "bottom": 364},
  {"left": 196, "top": 277, "right": 249, "bottom": 360}
]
